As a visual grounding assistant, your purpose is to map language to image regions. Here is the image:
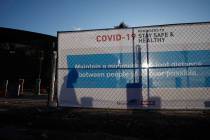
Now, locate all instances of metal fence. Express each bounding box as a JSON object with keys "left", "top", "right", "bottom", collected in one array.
[{"left": 58, "top": 22, "right": 210, "bottom": 109}]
